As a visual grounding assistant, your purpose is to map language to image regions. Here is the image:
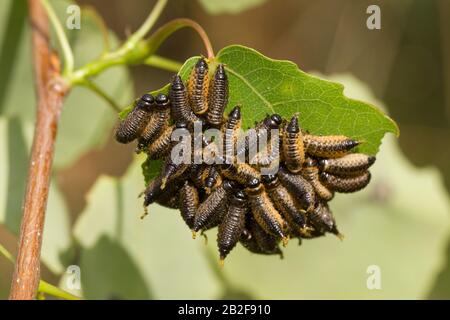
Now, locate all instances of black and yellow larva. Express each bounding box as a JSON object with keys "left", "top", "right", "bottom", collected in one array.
[
  {"left": 301, "top": 158, "right": 334, "bottom": 201},
  {"left": 193, "top": 180, "right": 237, "bottom": 233},
  {"left": 246, "top": 178, "right": 289, "bottom": 245},
  {"left": 206, "top": 64, "right": 228, "bottom": 127},
  {"left": 217, "top": 190, "right": 247, "bottom": 263},
  {"left": 188, "top": 58, "right": 210, "bottom": 115},
  {"left": 115, "top": 94, "right": 154, "bottom": 144},
  {"left": 282, "top": 114, "right": 305, "bottom": 173},
  {"left": 318, "top": 153, "right": 376, "bottom": 176},
  {"left": 136, "top": 93, "right": 171, "bottom": 153},
  {"left": 320, "top": 171, "right": 371, "bottom": 193},
  {"left": 303, "top": 134, "right": 360, "bottom": 158},
  {"left": 169, "top": 75, "right": 199, "bottom": 124},
  {"left": 309, "top": 201, "right": 342, "bottom": 239},
  {"left": 204, "top": 165, "right": 222, "bottom": 193},
  {"left": 179, "top": 180, "right": 199, "bottom": 229},
  {"left": 277, "top": 166, "right": 316, "bottom": 213},
  {"left": 223, "top": 106, "right": 242, "bottom": 163}
]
